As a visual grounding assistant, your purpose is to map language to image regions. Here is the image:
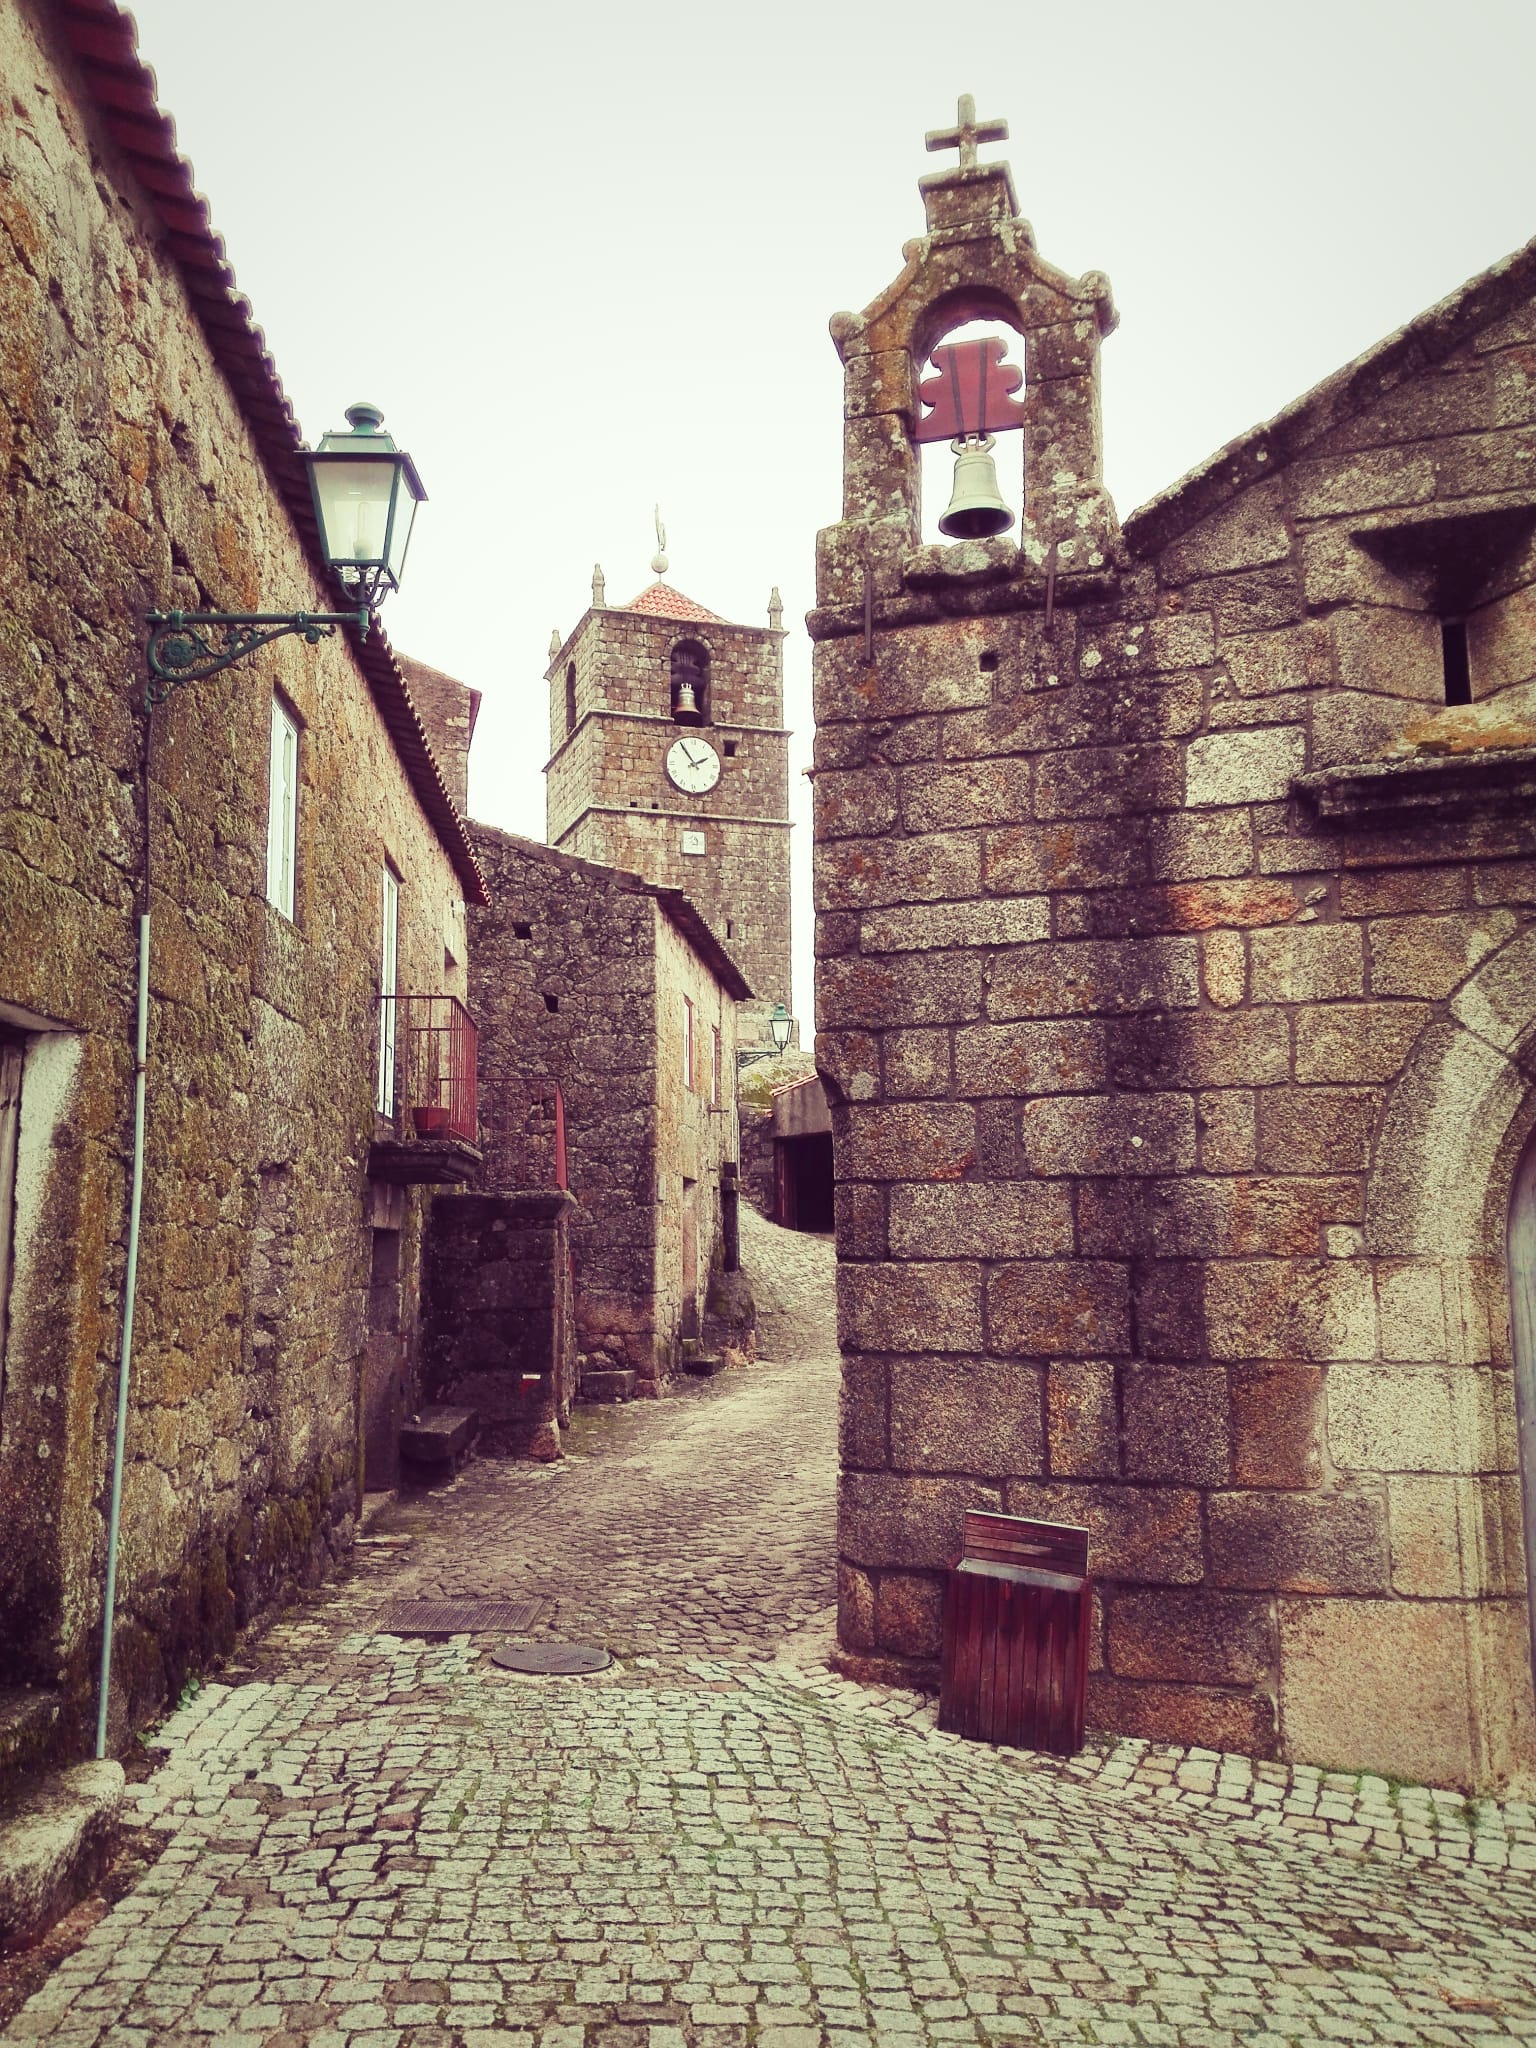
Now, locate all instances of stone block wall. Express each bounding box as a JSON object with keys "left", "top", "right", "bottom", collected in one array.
[
  {"left": 397, "top": 655, "right": 481, "bottom": 816},
  {"left": 466, "top": 824, "right": 741, "bottom": 1390},
  {"left": 653, "top": 907, "right": 740, "bottom": 1356},
  {"left": 812, "top": 151, "right": 1536, "bottom": 1790},
  {"left": 0, "top": 1, "right": 475, "bottom": 1761},
  {"left": 468, "top": 826, "right": 660, "bottom": 1385},
  {"left": 420, "top": 1193, "right": 576, "bottom": 1461}
]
